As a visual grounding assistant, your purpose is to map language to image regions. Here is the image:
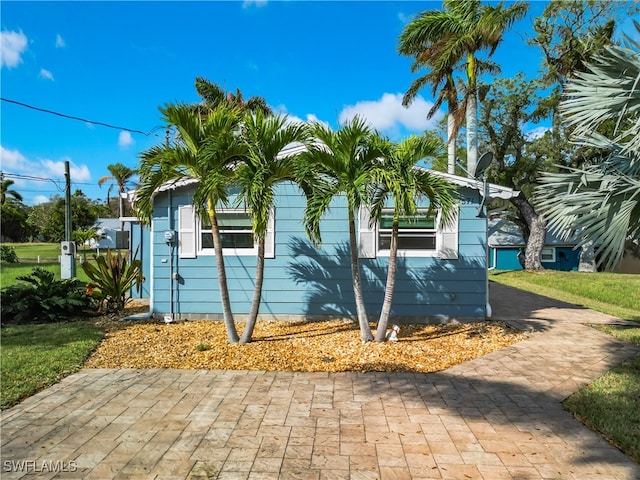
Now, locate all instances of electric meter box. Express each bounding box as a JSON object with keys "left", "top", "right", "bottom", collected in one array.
[
  {"left": 61, "top": 241, "right": 76, "bottom": 256},
  {"left": 164, "top": 230, "right": 176, "bottom": 243}
]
